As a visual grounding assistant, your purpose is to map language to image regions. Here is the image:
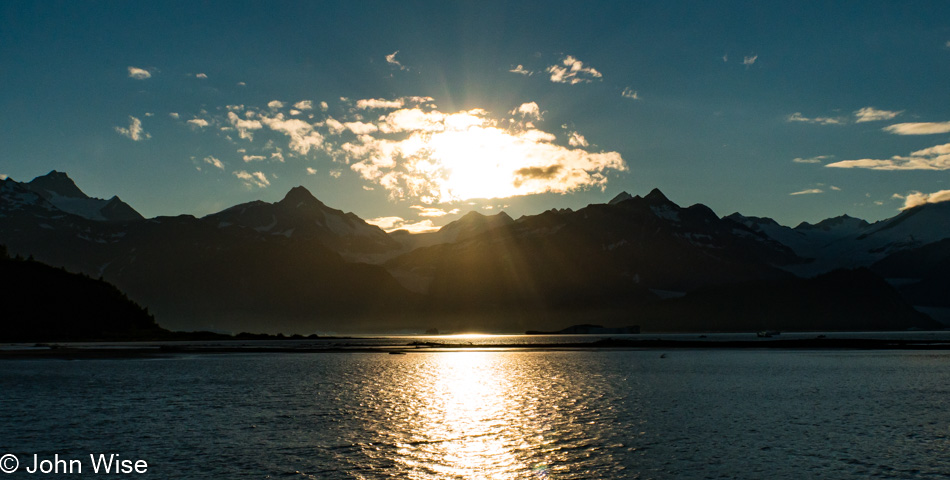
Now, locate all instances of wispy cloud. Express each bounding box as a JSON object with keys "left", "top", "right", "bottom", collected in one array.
[
  {"left": 826, "top": 142, "right": 950, "bottom": 170},
  {"left": 227, "top": 111, "right": 263, "bottom": 140},
  {"left": 742, "top": 55, "right": 758, "bottom": 66},
  {"left": 547, "top": 55, "right": 603, "bottom": 85},
  {"left": 195, "top": 73, "right": 208, "bottom": 79},
  {"left": 306, "top": 167, "right": 317, "bottom": 175},
  {"left": 178, "top": 98, "right": 626, "bottom": 204},
  {"left": 787, "top": 112, "right": 845, "bottom": 125},
  {"left": 187, "top": 118, "right": 209, "bottom": 129},
  {"left": 127, "top": 66, "right": 151, "bottom": 80},
  {"left": 386, "top": 50, "right": 408, "bottom": 71},
  {"left": 357, "top": 98, "right": 404, "bottom": 110},
  {"left": 509, "top": 64, "right": 533, "bottom": 76},
  {"left": 115, "top": 116, "right": 149, "bottom": 141},
  {"left": 342, "top": 103, "right": 626, "bottom": 203},
  {"left": 204, "top": 156, "right": 224, "bottom": 170},
  {"left": 883, "top": 121, "right": 950, "bottom": 135},
  {"left": 258, "top": 114, "right": 324, "bottom": 155},
  {"left": 511, "top": 102, "right": 542, "bottom": 121},
  {"left": 854, "top": 107, "right": 902, "bottom": 123},
  {"left": 234, "top": 170, "right": 269, "bottom": 188},
  {"left": 792, "top": 155, "right": 833, "bottom": 164},
  {"left": 169, "top": 112, "right": 180, "bottom": 119},
  {"left": 366, "top": 216, "right": 439, "bottom": 233},
  {"left": 621, "top": 87, "right": 639, "bottom": 100},
  {"left": 568, "top": 132, "right": 589, "bottom": 147},
  {"left": 790, "top": 188, "right": 823, "bottom": 195},
  {"left": 410, "top": 206, "right": 460, "bottom": 217},
  {"left": 897, "top": 189, "right": 950, "bottom": 210}
]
